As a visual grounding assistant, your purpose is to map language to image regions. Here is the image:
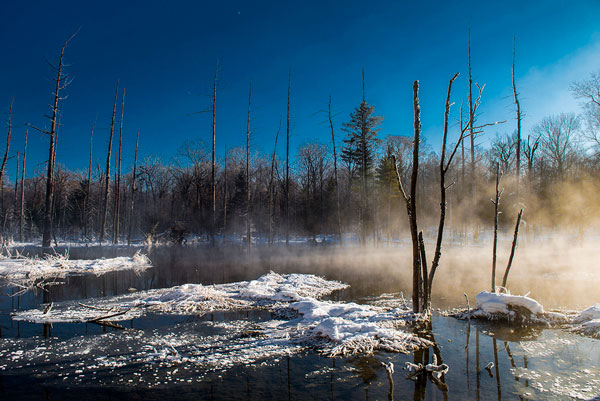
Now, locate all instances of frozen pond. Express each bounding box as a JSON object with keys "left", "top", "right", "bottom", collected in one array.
[{"left": 1, "top": 244, "right": 599, "bottom": 400}]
